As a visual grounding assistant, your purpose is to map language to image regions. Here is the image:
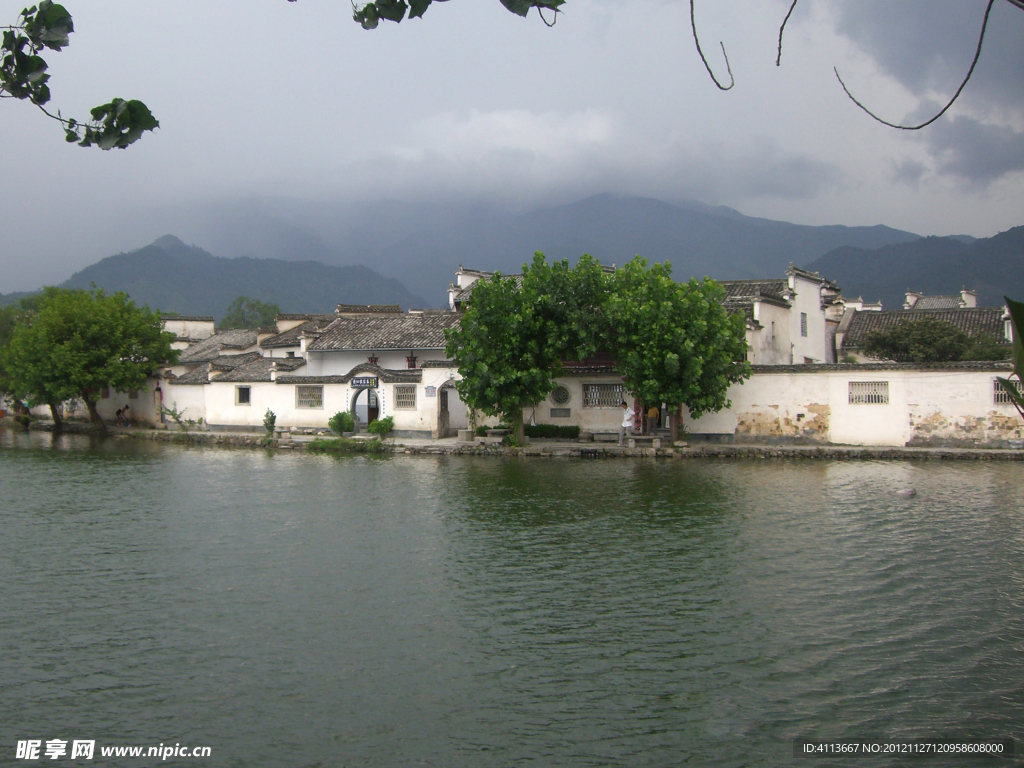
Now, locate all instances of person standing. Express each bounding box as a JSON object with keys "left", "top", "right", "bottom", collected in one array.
[
  {"left": 647, "top": 404, "right": 660, "bottom": 434},
  {"left": 618, "top": 401, "right": 633, "bottom": 446}
]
